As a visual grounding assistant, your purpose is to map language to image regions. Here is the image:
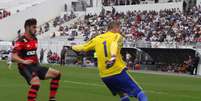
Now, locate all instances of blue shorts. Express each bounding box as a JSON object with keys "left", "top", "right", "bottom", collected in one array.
[{"left": 102, "top": 69, "right": 142, "bottom": 97}]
